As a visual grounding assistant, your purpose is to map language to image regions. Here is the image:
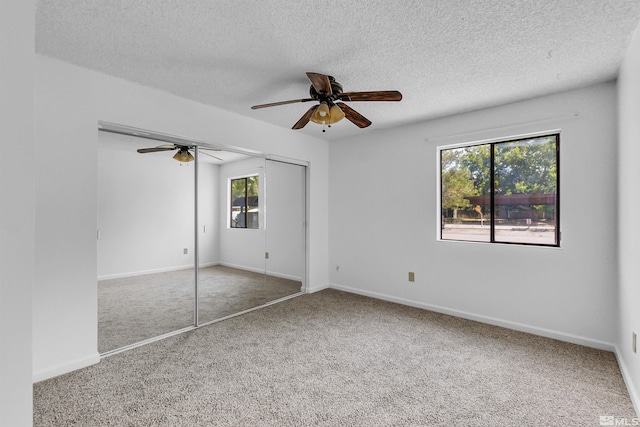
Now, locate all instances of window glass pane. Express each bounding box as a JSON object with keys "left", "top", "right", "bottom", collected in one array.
[
  {"left": 230, "top": 176, "right": 259, "bottom": 229},
  {"left": 493, "top": 135, "right": 558, "bottom": 245},
  {"left": 441, "top": 144, "right": 491, "bottom": 242},
  {"left": 246, "top": 175, "right": 259, "bottom": 229},
  {"left": 230, "top": 178, "right": 246, "bottom": 228}
]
